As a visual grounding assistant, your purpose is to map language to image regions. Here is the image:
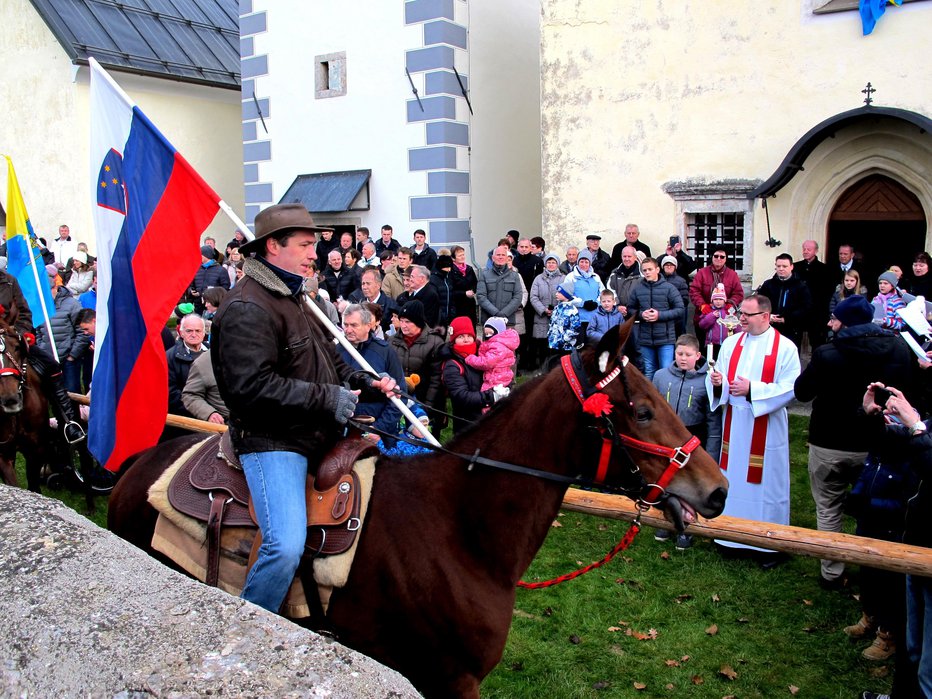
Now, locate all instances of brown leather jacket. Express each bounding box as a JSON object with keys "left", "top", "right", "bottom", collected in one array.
[
  {"left": 0, "top": 271, "right": 34, "bottom": 335},
  {"left": 211, "top": 258, "right": 361, "bottom": 457}
]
